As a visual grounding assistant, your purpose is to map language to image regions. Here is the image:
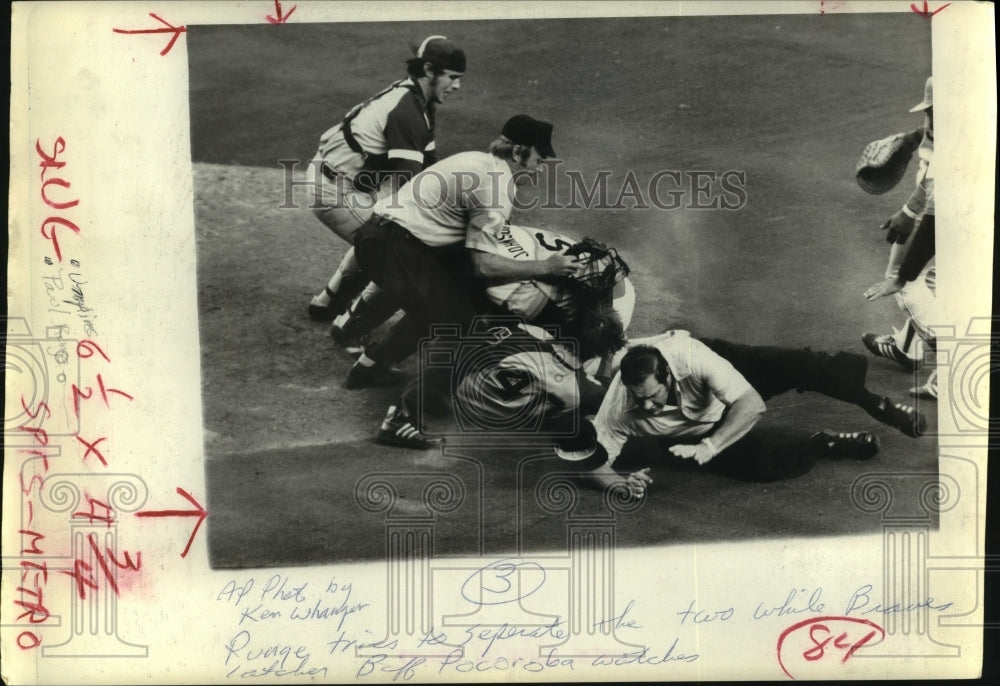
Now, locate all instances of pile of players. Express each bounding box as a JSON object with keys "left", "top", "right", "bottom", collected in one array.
[{"left": 302, "top": 36, "right": 930, "bottom": 499}]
